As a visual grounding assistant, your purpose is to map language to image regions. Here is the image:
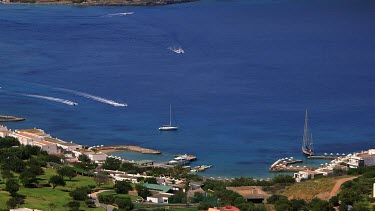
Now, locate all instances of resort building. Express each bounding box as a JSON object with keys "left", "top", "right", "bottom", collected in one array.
[
  {"left": 32, "top": 140, "right": 58, "bottom": 154},
  {"left": 88, "top": 153, "right": 107, "bottom": 162},
  {"left": 293, "top": 170, "right": 323, "bottom": 182},
  {"left": 0, "top": 125, "right": 11, "bottom": 138},
  {"left": 72, "top": 148, "right": 95, "bottom": 157},
  {"left": 9, "top": 131, "right": 42, "bottom": 145},
  {"left": 44, "top": 137, "right": 82, "bottom": 151},
  {"left": 348, "top": 150, "right": 375, "bottom": 168},
  {"left": 146, "top": 191, "right": 173, "bottom": 204},
  {"left": 16, "top": 128, "right": 51, "bottom": 138},
  {"left": 143, "top": 183, "right": 173, "bottom": 194}
]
